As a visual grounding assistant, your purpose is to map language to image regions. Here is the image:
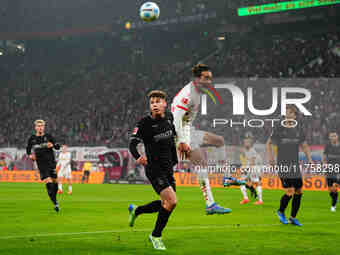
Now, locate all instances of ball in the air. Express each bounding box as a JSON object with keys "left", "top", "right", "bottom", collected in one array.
[{"left": 140, "top": 2, "right": 160, "bottom": 22}]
